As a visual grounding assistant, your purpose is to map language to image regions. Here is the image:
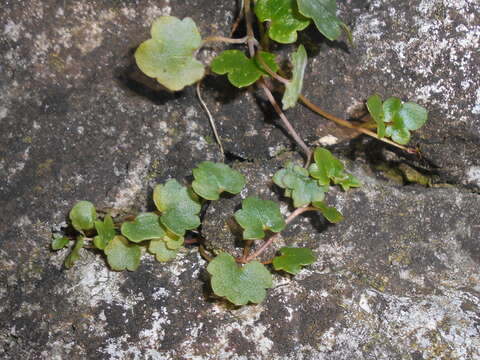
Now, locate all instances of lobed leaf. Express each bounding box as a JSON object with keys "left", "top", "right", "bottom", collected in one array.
[
  {"left": 273, "top": 247, "right": 315, "bottom": 274},
  {"left": 255, "top": 0, "right": 310, "bottom": 44},
  {"left": 121, "top": 213, "right": 165, "bottom": 243},
  {"left": 192, "top": 161, "right": 246, "bottom": 200},
  {"left": 282, "top": 45, "right": 308, "bottom": 110},
  {"left": 93, "top": 215, "right": 116, "bottom": 250},
  {"left": 234, "top": 196, "right": 286, "bottom": 239},
  {"left": 149, "top": 239, "right": 178, "bottom": 262},
  {"left": 366, "top": 94, "right": 385, "bottom": 138},
  {"left": 104, "top": 236, "right": 141, "bottom": 271},
  {"left": 52, "top": 234, "right": 69, "bottom": 250},
  {"left": 366, "top": 95, "right": 428, "bottom": 145},
  {"left": 153, "top": 179, "right": 201, "bottom": 236},
  {"left": 312, "top": 201, "right": 343, "bottom": 223},
  {"left": 69, "top": 201, "right": 96, "bottom": 232},
  {"left": 309, "top": 147, "right": 361, "bottom": 190},
  {"left": 134, "top": 16, "right": 205, "bottom": 91},
  {"left": 207, "top": 252, "right": 273, "bottom": 305},
  {"left": 297, "top": 0, "right": 347, "bottom": 41},
  {"left": 64, "top": 236, "right": 84, "bottom": 269},
  {"left": 273, "top": 162, "right": 328, "bottom": 207},
  {"left": 211, "top": 50, "right": 279, "bottom": 88}
]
